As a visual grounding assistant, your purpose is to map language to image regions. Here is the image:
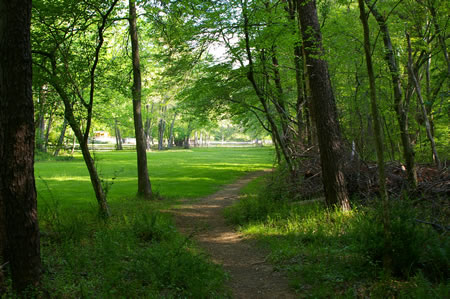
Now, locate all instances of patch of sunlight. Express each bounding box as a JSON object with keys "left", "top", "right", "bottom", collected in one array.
[
  {"left": 153, "top": 177, "right": 215, "bottom": 182},
  {"left": 243, "top": 224, "right": 284, "bottom": 236},
  {"left": 41, "top": 176, "right": 91, "bottom": 182}
]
